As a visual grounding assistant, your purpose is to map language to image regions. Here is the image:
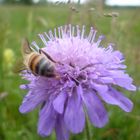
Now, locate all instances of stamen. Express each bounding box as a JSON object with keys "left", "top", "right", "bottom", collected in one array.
[
  {"left": 49, "top": 30, "right": 54, "bottom": 40},
  {"left": 88, "top": 27, "right": 94, "bottom": 42},
  {"left": 64, "top": 25, "right": 67, "bottom": 34},
  {"left": 72, "top": 26, "right": 75, "bottom": 37},
  {"left": 60, "top": 26, "right": 64, "bottom": 38},
  {"left": 54, "top": 28, "right": 57, "bottom": 38},
  {"left": 91, "top": 30, "right": 97, "bottom": 44},
  {"left": 68, "top": 24, "right": 72, "bottom": 37},
  {"left": 108, "top": 43, "right": 115, "bottom": 50},
  {"left": 58, "top": 27, "right": 61, "bottom": 38},
  {"left": 76, "top": 25, "right": 80, "bottom": 37},
  {"left": 38, "top": 34, "right": 48, "bottom": 45},
  {"left": 44, "top": 32, "right": 51, "bottom": 40},
  {"left": 105, "top": 45, "right": 113, "bottom": 52},
  {"left": 30, "top": 41, "right": 40, "bottom": 52},
  {"left": 96, "top": 35, "right": 105, "bottom": 46},
  {"left": 81, "top": 25, "right": 85, "bottom": 39}
]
